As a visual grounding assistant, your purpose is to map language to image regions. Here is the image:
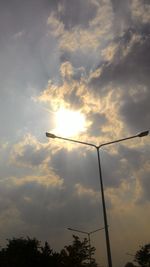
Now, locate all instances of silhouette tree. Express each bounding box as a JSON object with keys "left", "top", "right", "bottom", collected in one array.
[
  {"left": 0, "top": 236, "right": 41, "bottom": 267},
  {"left": 40, "top": 241, "right": 62, "bottom": 267},
  {"left": 40, "top": 241, "right": 53, "bottom": 266},
  {"left": 134, "top": 243, "right": 150, "bottom": 267},
  {"left": 60, "top": 235, "right": 98, "bottom": 267},
  {"left": 124, "top": 262, "right": 137, "bottom": 267},
  {"left": 0, "top": 235, "right": 98, "bottom": 267}
]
